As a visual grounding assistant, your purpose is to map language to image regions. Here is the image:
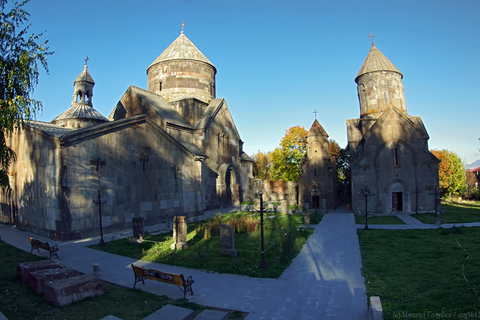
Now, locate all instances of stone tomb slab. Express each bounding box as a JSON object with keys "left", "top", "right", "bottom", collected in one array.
[
  {"left": 43, "top": 274, "right": 104, "bottom": 306},
  {"left": 29, "top": 267, "right": 82, "bottom": 294},
  {"left": 143, "top": 304, "right": 195, "bottom": 320},
  {"left": 17, "top": 260, "right": 64, "bottom": 284}
]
